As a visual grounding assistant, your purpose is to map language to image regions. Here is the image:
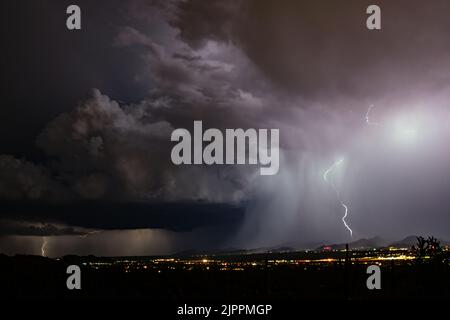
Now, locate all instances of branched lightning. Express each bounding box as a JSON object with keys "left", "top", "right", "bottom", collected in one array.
[
  {"left": 323, "top": 159, "right": 353, "bottom": 237},
  {"left": 324, "top": 104, "right": 416, "bottom": 238}
]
